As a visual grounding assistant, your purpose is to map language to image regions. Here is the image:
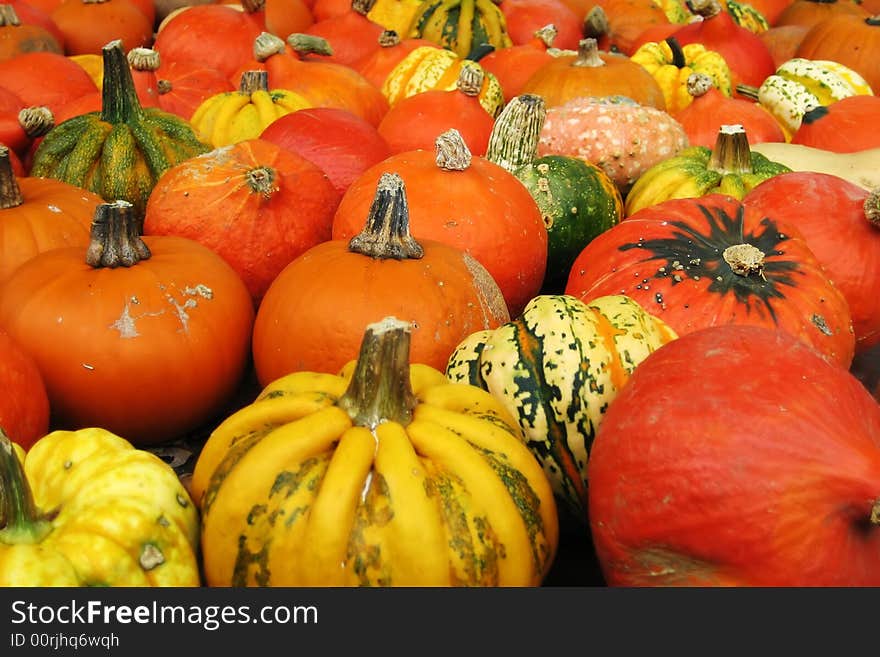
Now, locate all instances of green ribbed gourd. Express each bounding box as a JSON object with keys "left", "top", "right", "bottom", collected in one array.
[
  {"left": 445, "top": 293, "right": 677, "bottom": 521},
  {"left": 407, "top": 0, "right": 513, "bottom": 59},
  {"left": 30, "top": 40, "right": 210, "bottom": 219}
]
